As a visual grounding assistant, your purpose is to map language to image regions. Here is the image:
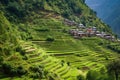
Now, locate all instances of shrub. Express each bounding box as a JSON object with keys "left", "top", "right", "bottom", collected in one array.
[
  {"left": 61, "top": 60, "right": 65, "bottom": 66},
  {"left": 62, "top": 28, "right": 68, "bottom": 33},
  {"left": 86, "top": 69, "right": 110, "bottom": 80},
  {"left": 30, "top": 66, "right": 40, "bottom": 72},
  {"left": 22, "top": 56, "right": 28, "bottom": 60},
  {"left": 67, "top": 62, "right": 70, "bottom": 66},
  {"left": 35, "top": 27, "right": 50, "bottom": 32},
  {"left": 48, "top": 74, "right": 55, "bottom": 80},
  {"left": 30, "top": 72, "right": 40, "bottom": 79},
  {"left": 17, "top": 66, "right": 27, "bottom": 75},
  {"left": 2, "top": 62, "right": 12, "bottom": 75},
  {"left": 0, "top": 56, "right": 3, "bottom": 63},
  {"left": 16, "top": 46, "right": 25, "bottom": 55},
  {"left": 29, "top": 65, "right": 44, "bottom": 78},
  {"left": 86, "top": 70, "right": 100, "bottom": 80},
  {"left": 77, "top": 75, "right": 85, "bottom": 80},
  {"left": 98, "top": 42, "right": 104, "bottom": 45},
  {"left": 2, "top": 62, "right": 27, "bottom": 76},
  {"left": 46, "top": 36, "right": 55, "bottom": 42}
]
